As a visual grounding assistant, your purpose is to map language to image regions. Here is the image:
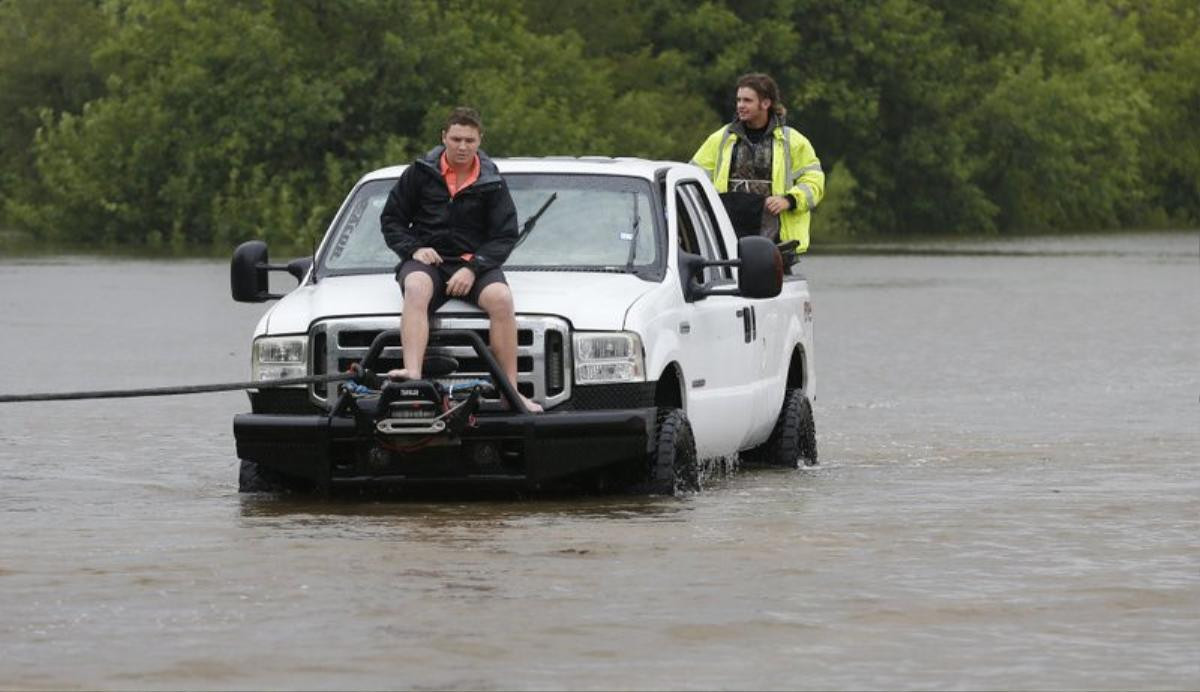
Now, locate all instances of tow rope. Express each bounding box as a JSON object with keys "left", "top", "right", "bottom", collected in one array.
[{"left": 0, "top": 371, "right": 357, "bottom": 403}]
